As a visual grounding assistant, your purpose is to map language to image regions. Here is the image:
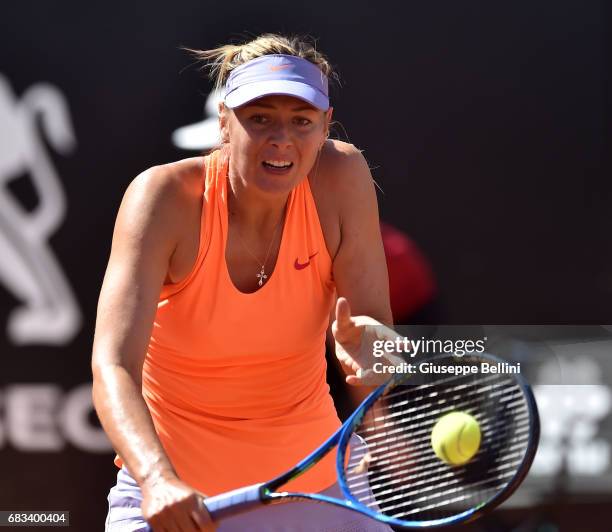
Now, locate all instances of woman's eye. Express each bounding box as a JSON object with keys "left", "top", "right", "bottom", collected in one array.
[{"left": 249, "top": 115, "right": 311, "bottom": 126}]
